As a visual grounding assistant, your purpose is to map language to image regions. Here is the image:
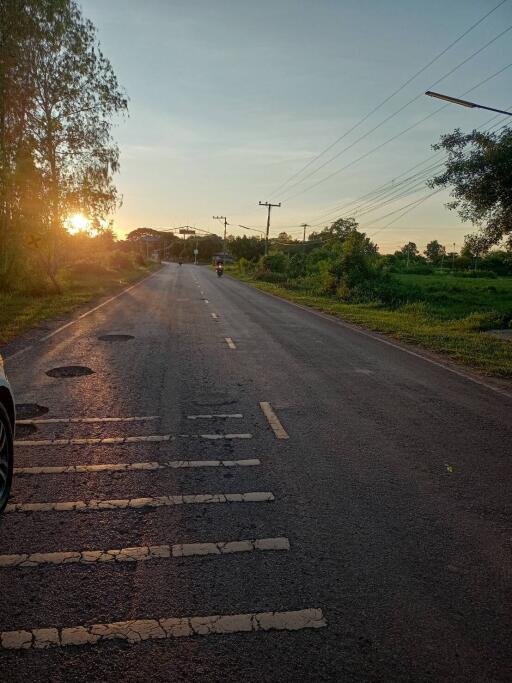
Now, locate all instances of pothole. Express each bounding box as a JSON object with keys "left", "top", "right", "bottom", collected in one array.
[
  {"left": 46, "top": 366, "right": 94, "bottom": 378},
  {"left": 15, "top": 423, "right": 38, "bottom": 437},
  {"left": 16, "top": 403, "right": 49, "bottom": 419},
  {"left": 98, "top": 334, "right": 135, "bottom": 342}
]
